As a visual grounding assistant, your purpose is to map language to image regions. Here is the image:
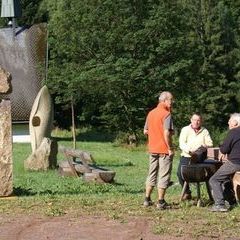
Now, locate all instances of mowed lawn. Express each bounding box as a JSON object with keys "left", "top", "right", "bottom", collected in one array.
[{"left": 2, "top": 131, "right": 240, "bottom": 239}]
